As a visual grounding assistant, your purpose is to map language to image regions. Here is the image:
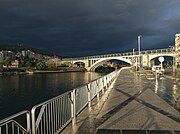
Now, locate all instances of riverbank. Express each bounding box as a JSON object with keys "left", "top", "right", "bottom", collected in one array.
[{"left": 0, "top": 67, "right": 86, "bottom": 76}]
